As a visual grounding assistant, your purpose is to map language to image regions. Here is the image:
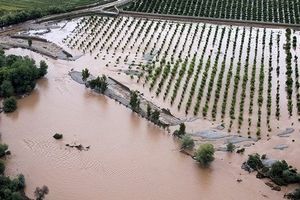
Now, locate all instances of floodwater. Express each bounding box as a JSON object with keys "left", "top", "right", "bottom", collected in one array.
[{"left": 0, "top": 49, "right": 288, "bottom": 200}]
